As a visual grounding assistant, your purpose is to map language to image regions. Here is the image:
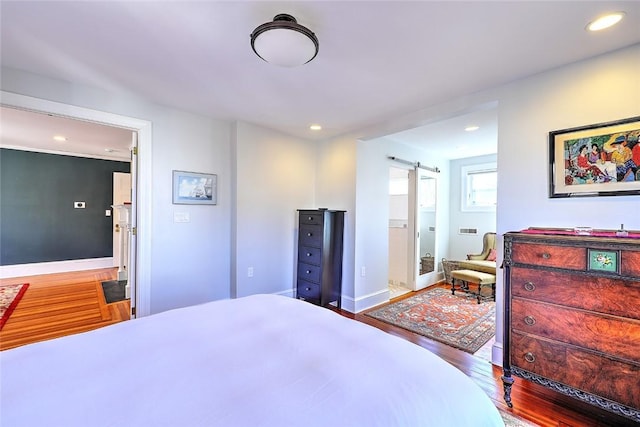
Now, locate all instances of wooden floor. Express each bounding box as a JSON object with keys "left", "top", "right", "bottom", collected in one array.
[
  {"left": 0, "top": 272, "right": 635, "bottom": 426},
  {"left": 0, "top": 268, "right": 130, "bottom": 351}
]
